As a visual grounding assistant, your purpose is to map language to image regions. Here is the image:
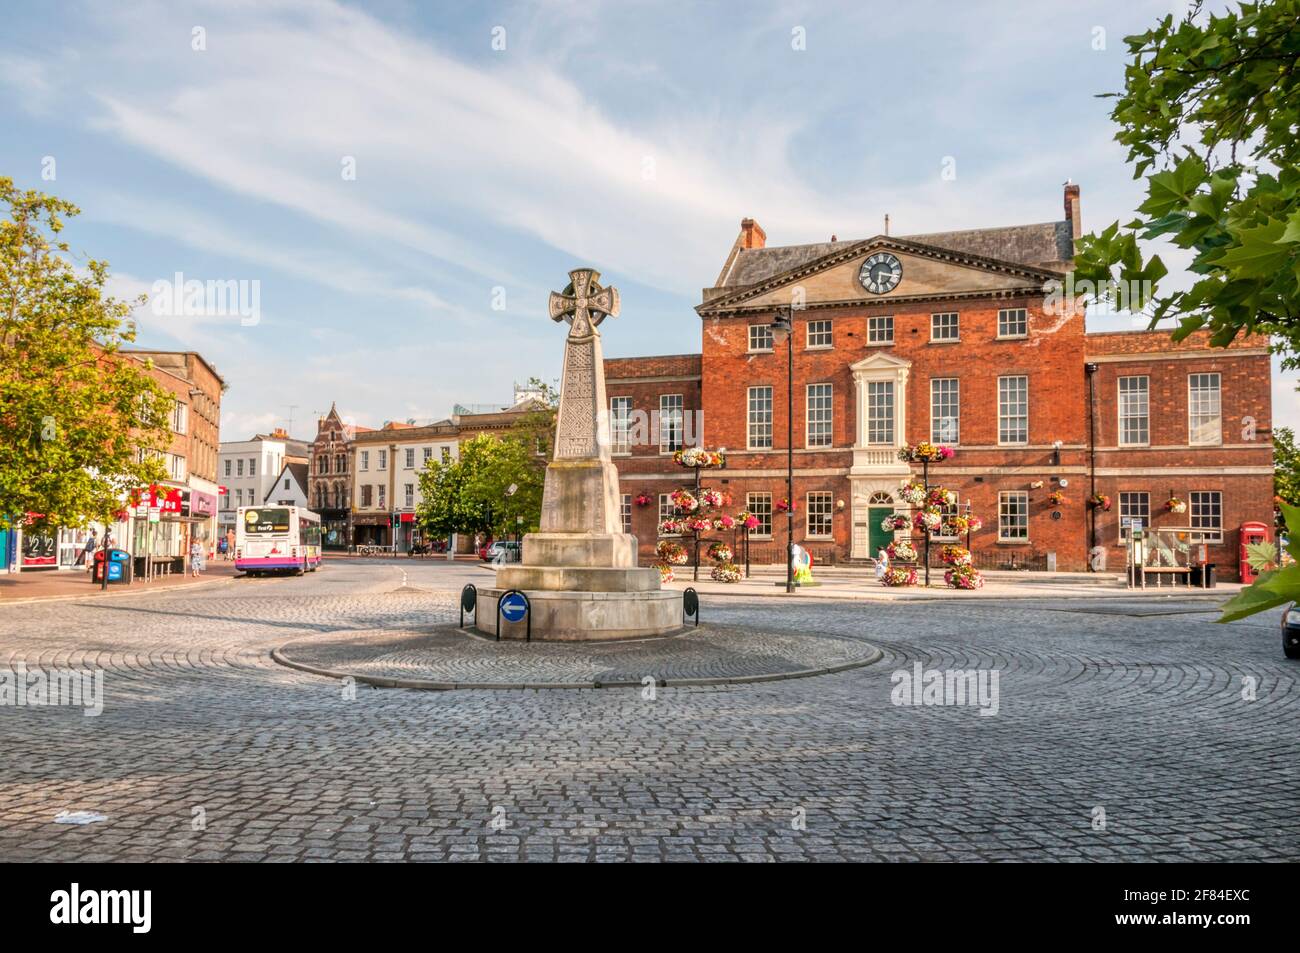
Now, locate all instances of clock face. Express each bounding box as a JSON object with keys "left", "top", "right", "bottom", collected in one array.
[{"left": 859, "top": 252, "right": 902, "bottom": 295}]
